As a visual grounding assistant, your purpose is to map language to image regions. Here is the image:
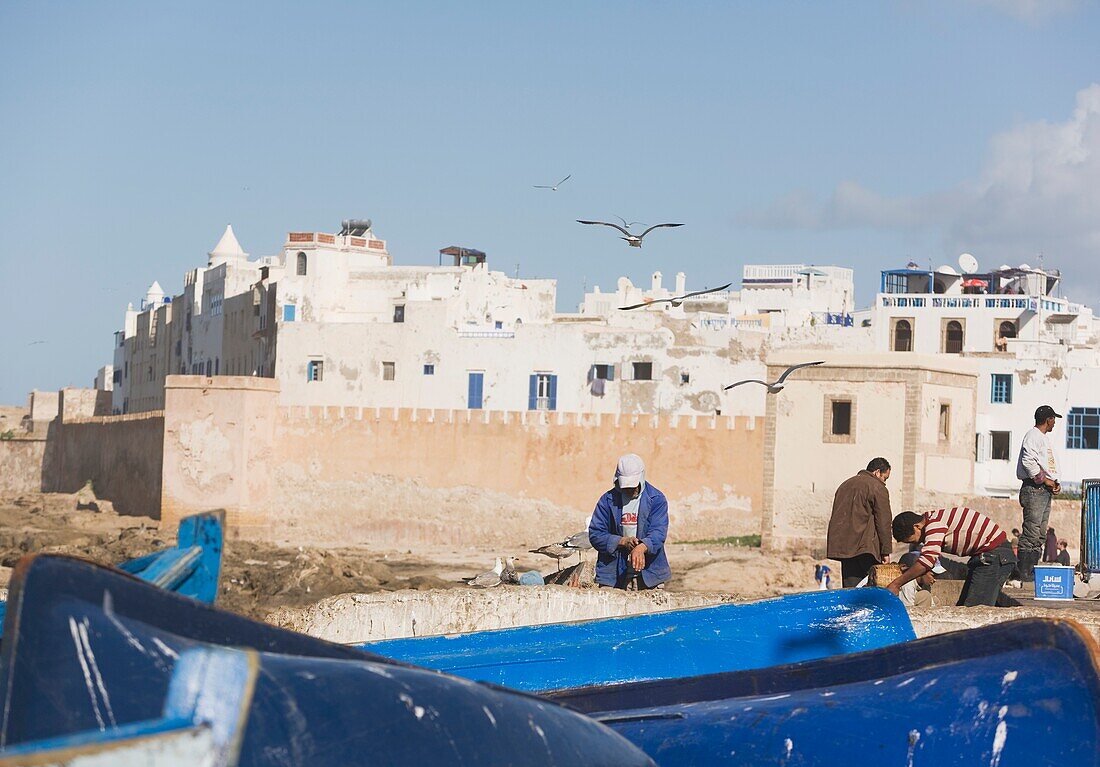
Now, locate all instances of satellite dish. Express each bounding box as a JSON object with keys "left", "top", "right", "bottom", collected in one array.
[
  {"left": 958, "top": 253, "right": 979, "bottom": 274},
  {"left": 935, "top": 264, "right": 958, "bottom": 275}
]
